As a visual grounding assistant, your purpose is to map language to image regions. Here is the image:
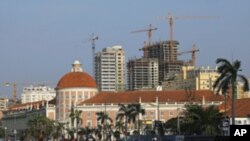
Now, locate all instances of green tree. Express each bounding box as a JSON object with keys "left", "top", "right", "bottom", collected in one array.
[
  {"left": 182, "top": 104, "right": 223, "bottom": 135},
  {"left": 96, "top": 111, "right": 113, "bottom": 125},
  {"left": 69, "top": 108, "right": 82, "bottom": 140},
  {"left": 0, "top": 127, "right": 6, "bottom": 139},
  {"left": 116, "top": 104, "right": 134, "bottom": 134},
  {"left": 165, "top": 117, "right": 178, "bottom": 134},
  {"left": 27, "top": 115, "right": 54, "bottom": 141},
  {"left": 213, "top": 58, "right": 249, "bottom": 125},
  {"left": 129, "top": 103, "right": 145, "bottom": 134},
  {"left": 94, "top": 125, "right": 103, "bottom": 140},
  {"left": 115, "top": 121, "right": 125, "bottom": 132},
  {"left": 96, "top": 111, "right": 113, "bottom": 140},
  {"left": 52, "top": 121, "right": 65, "bottom": 141}
]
